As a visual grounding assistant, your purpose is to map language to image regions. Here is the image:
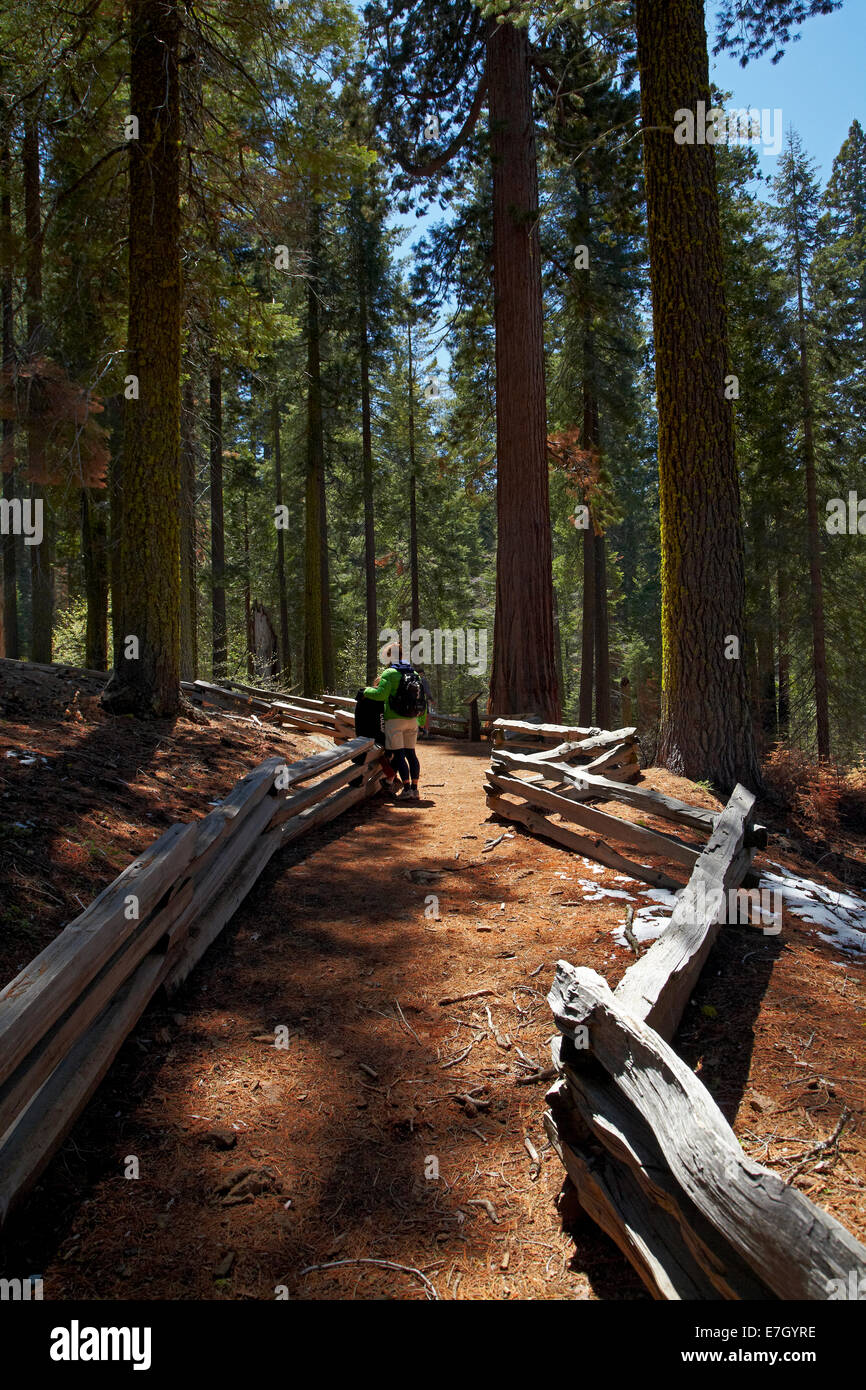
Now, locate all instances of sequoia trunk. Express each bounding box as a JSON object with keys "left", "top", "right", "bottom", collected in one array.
[
  {"left": 487, "top": 21, "right": 559, "bottom": 720},
  {"left": 635, "top": 0, "right": 760, "bottom": 791}
]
